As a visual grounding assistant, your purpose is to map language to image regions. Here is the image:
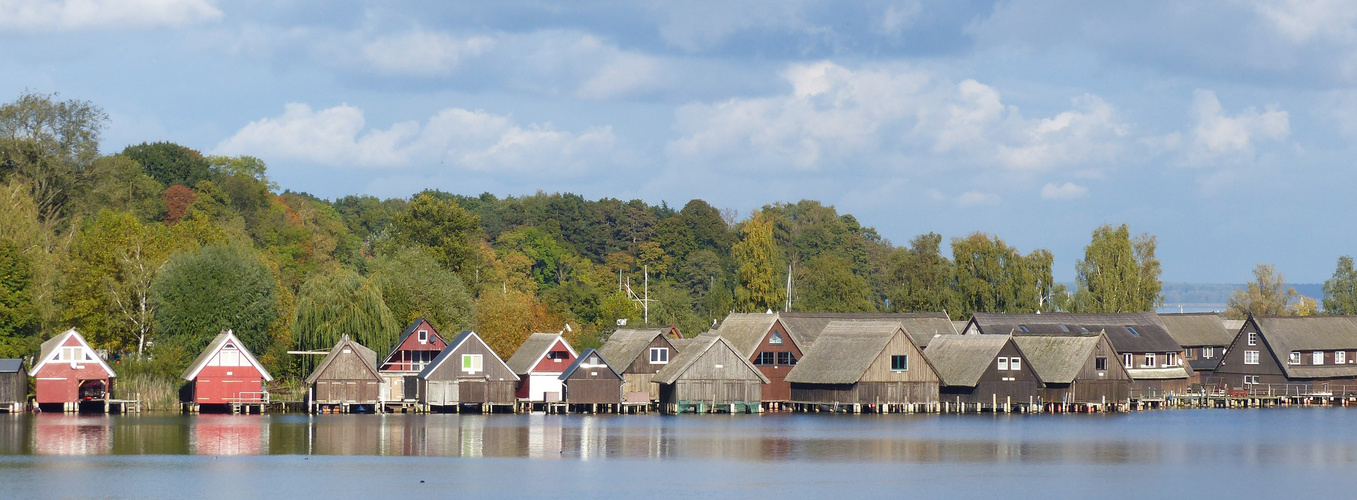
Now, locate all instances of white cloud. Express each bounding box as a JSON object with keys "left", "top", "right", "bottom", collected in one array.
[
  {"left": 358, "top": 31, "right": 492, "bottom": 76},
  {"left": 1188, "top": 89, "right": 1289, "bottom": 163},
  {"left": 875, "top": 1, "right": 923, "bottom": 36},
  {"left": 214, "top": 103, "right": 620, "bottom": 177},
  {"left": 1040, "top": 182, "right": 1089, "bottom": 200},
  {"left": 1253, "top": 0, "right": 1357, "bottom": 44},
  {"left": 956, "top": 191, "right": 1000, "bottom": 207},
  {"left": 668, "top": 60, "right": 1129, "bottom": 173},
  {"left": 0, "top": 0, "right": 221, "bottom": 31}
]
